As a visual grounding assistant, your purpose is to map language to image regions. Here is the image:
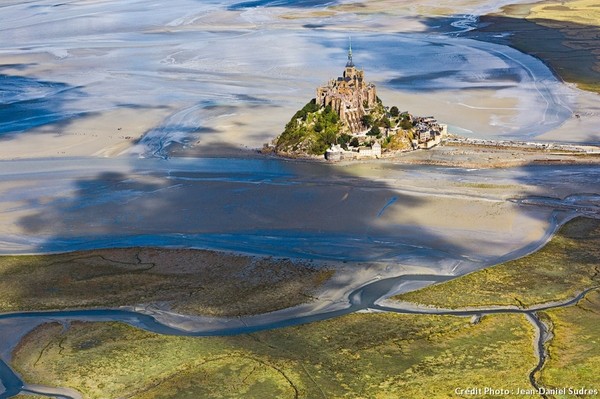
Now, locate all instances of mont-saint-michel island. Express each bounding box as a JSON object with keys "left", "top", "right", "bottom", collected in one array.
[
  {"left": 1, "top": 0, "right": 600, "bottom": 398},
  {"left": 273, "top": 43, "right": 448, "bottom": 161}
]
